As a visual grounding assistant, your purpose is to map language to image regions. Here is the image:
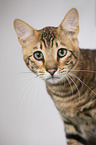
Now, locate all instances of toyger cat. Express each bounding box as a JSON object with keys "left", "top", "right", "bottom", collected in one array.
[{"left": 14, "top": 8, "right": 96, "bottom": 145}]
